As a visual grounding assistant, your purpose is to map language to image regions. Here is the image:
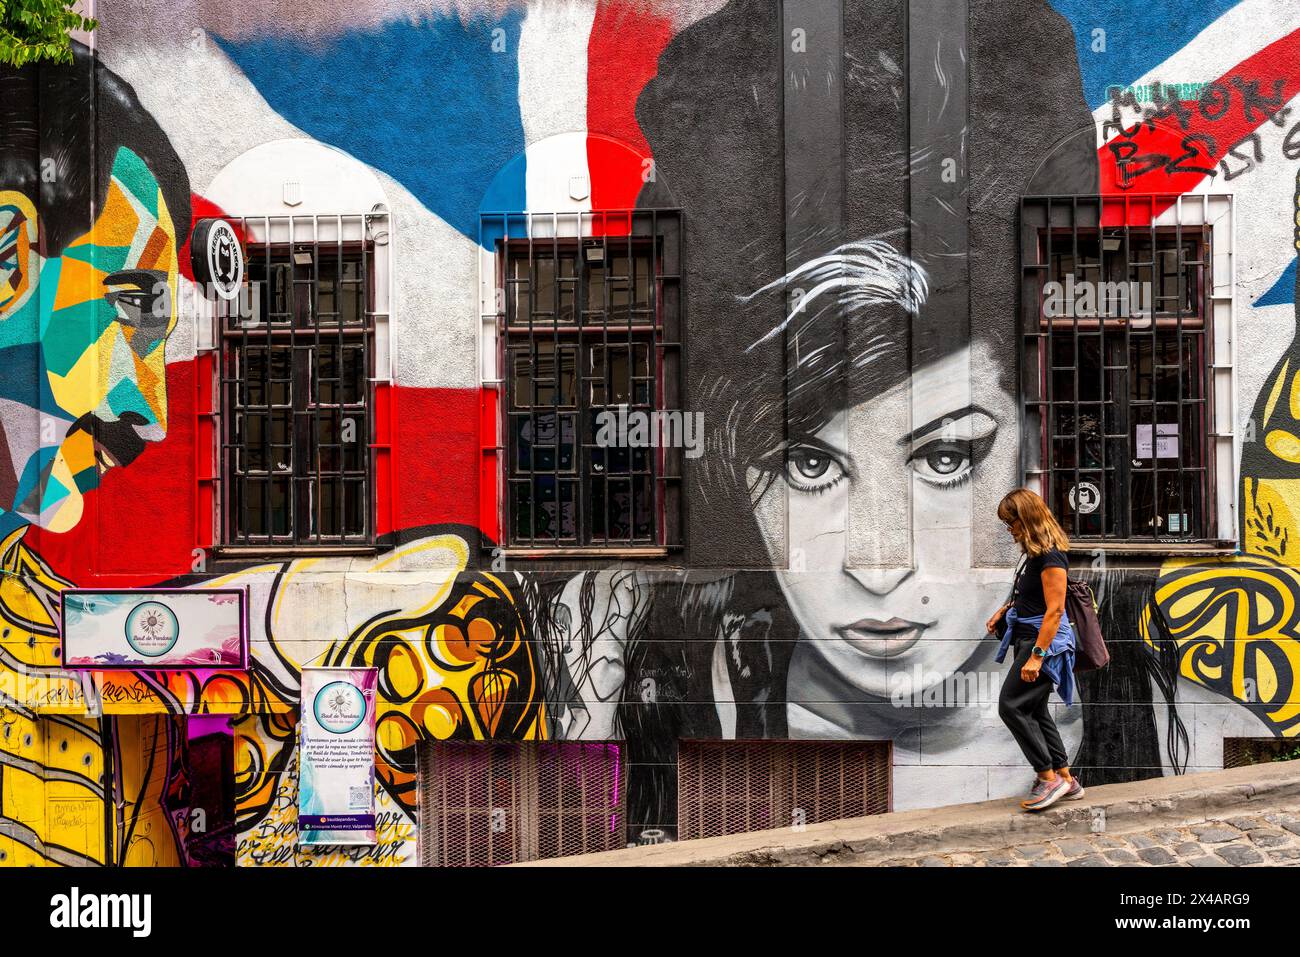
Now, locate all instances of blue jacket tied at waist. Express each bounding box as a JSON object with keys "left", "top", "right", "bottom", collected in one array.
[{"left": 995, "top": 607, "right": 1077, "bottom": 706}]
